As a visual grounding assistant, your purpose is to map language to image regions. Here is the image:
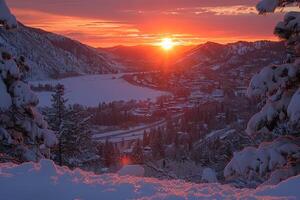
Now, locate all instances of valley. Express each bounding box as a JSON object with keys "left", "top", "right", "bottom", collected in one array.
[
  {"left": 2, "top": 0, "right": 300, "bottom": 198},
  {"left": 24, "top": 37, "right": 287, "bottom": 181},
  {"left": 0, "top": 4, "right": 293, "bottom": 187}
]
